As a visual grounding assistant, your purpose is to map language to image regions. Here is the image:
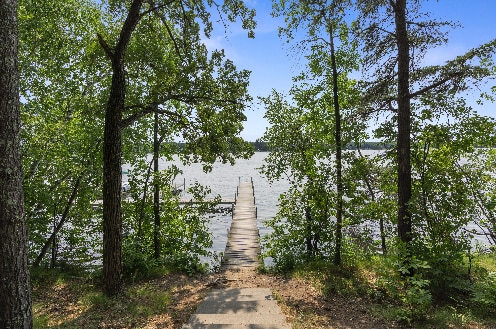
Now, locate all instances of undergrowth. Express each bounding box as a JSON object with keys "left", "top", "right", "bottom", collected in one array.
[
  {"left": 31, "top": 264, "right": 202, "bottom": 329},
  {"left": 268, "top": 251, "right": 496, "bottom": 328}
]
